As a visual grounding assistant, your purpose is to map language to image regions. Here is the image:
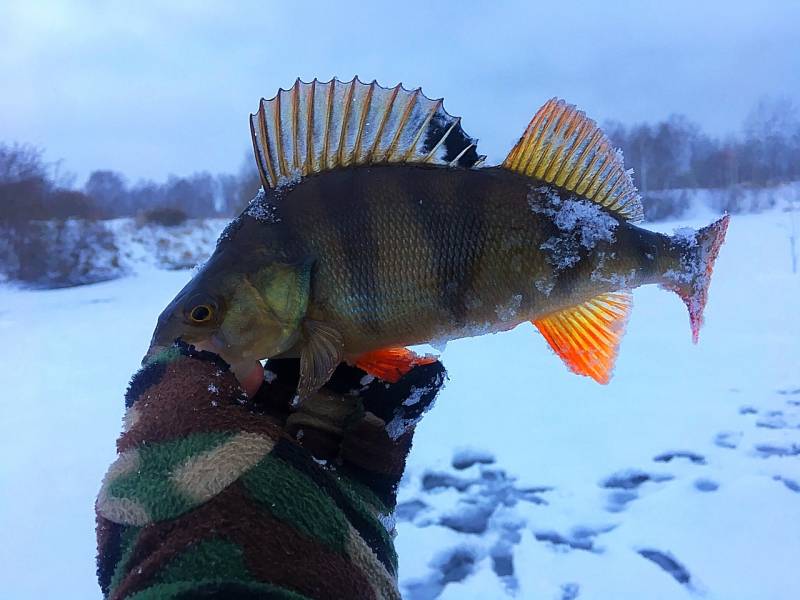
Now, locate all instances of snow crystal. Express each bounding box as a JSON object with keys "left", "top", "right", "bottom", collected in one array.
[
  {"left": 552, "top": 198, "right": 617, "bottom": 250},
  {"left": 534, "top": 278, "right": 555, "bottom": 296},
  {"left": 275, "top": 169, "right": 302, "bottom": 191},
  {"left": 529, "top": 184, "right": 617, "bottom": 273},
  {"left": 660, "top": 226, "right": 704, "bottom": 291},
  {"left": 495, "top": 294, "right": 522, "bottom": 322},
  {"left": 403, "top": 386, "right": 427, "bottom": 407},
  {"left": 592, "top": 266, "right": 637, "bottom": 288},
  {"left": 207, "top": 383, "right": 219, "bottom": 395},
  {"left": 540, "top": 236, "right": 581, "bottom": 270},
  {"left": 190, "top": 260, "right": 207, "bottom": 275},
  {"left": 672, "top": 227, "right": 698, "bottom": 248},
  {"left": 385, "top": 380, "right": 441, "bottom": 440},
  {"left": 245, "top": 191, "right": 281, "bottom": 223},
  {"left": 312, "top": 456, "right": 330, "bottom": 467},
  {"left": 430, "top": 337, "right": 449, "bottom": 353}
]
